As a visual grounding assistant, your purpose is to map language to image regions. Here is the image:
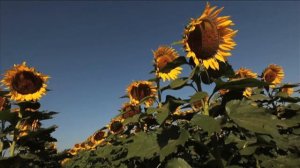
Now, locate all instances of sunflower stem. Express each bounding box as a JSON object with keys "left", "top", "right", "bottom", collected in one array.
[
  {"left": 10, "top": 109, "right": 22, "bottom": 157},
  {"left": 156, "top": 77, "right": 162, "bottom": 106},
  {"left": 195, "top": 74, "right": 202, "bottom": 92}
]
